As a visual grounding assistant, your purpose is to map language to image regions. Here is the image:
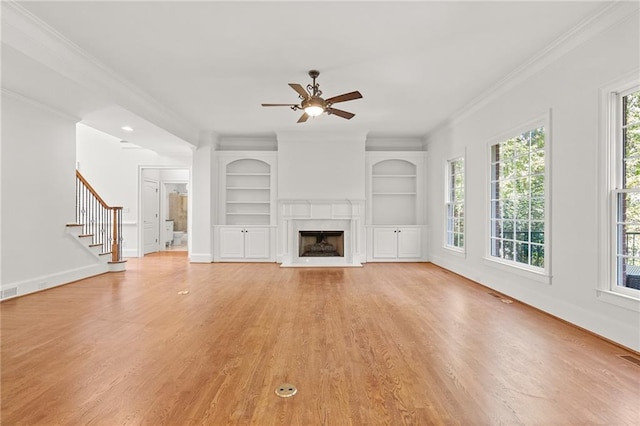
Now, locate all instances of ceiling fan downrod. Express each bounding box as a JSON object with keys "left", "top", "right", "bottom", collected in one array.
[{"left": 306, "top": 70, "right": 322, "bottom": 98}]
